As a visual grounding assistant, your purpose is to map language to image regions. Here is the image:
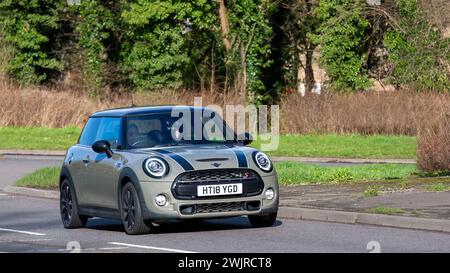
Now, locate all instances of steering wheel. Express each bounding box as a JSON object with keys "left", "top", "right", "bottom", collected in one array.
[{"left": 129, "top": 136, "right": 148, "bottom": 148}]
